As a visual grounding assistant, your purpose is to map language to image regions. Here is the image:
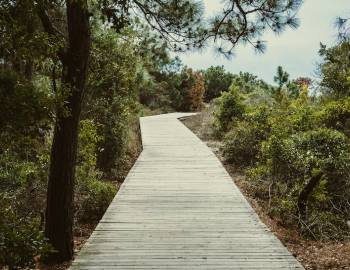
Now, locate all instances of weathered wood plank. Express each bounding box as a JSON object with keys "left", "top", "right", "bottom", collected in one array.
[{"left": 70, "top": 113, "right": 303, "bottom": 269}]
